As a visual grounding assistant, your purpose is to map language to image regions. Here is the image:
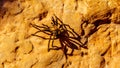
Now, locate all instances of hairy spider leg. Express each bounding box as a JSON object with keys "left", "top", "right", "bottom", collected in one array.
[
  {"left": 65, "top": 29, "right": 76, "bottom": 37},
  {"left": 32, "top": 29, "right": 57, "bottom": 40},
  {"left": 68, "top": 38, "right": 87, "bottom": 49},
  {"left": 32, "top": 34, "right": 51, "bottom": 40},
  {"left": 68, "top": 38, "right": 82, "bottom": 47},
  {"left": 31, "top": 26, "right": 52, "bottom": 36},
  {"left": 30, "top": 24, "right": 52, "bottom": 35},
  {"left": 32, "top": 30, "right": 52, "bottom": 36},
  {"left": 64, "top": 39, "right": 75, "bottom": 56},
  {"left": 64, "top": 24, "right": 81, "bottom": 40},
  {"left": 59, "top": 38, "right": 68, "bottom": 59},
  {"left": 40, "top": 30, "right": 51, "bottom": 35},
  {"left": 53, "top": 15, "right": 63, "bottom": 24},
  {"left": 51, "top": 17, "right": 56, "bottom": 26},
  {"left": 42, "top": 24, "right": 50, "bottom": 28},
  {"left": 48, "top": 35, "right": 52, "bottom": 51},
  {"left": 51, "top": 16, "right": 58, "bottom": 26},
  {"left": 30, "top": 23, "right": 49, "bottom": 30},
  {"left": 51, "top": 35, "right": 55, "bottom": 47},
  {"left": 32, "top": 31, "right": 41, "bottom": 35},
  {"left": 54, "top": 16, "right": 59, "bottom": 26},
  {"left": 31, "top": 23, "right": 53, "bottom": 36},
  {"left": 48, "top": 34, "right": 60, "bottom": 51}
]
